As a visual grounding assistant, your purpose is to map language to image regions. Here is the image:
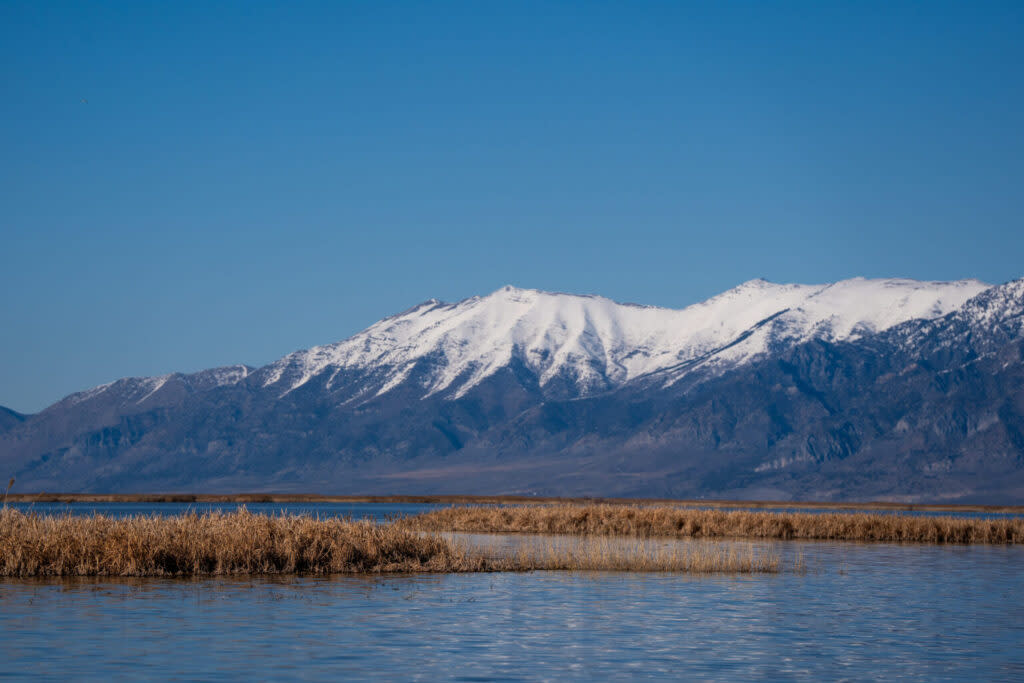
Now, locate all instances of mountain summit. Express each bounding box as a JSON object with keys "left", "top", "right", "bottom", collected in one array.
[
  {"left": 257, "top": 277, "right": 987, "bottom": 401},
  {"left": 2, "top": 277, "right": 1021, "bottom": 502}
]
